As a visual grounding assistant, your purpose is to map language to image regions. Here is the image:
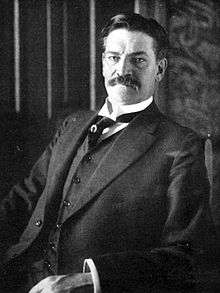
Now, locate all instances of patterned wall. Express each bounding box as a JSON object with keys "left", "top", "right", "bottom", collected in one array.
[{"left": 168, "top": 0, "right": 220, "bottom": 140}]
